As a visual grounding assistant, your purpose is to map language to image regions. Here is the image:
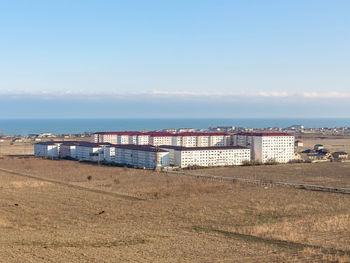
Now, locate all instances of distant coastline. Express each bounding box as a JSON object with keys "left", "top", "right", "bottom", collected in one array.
[{"left": 1, "top": 118, "right": 350, "bottom": 136}]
